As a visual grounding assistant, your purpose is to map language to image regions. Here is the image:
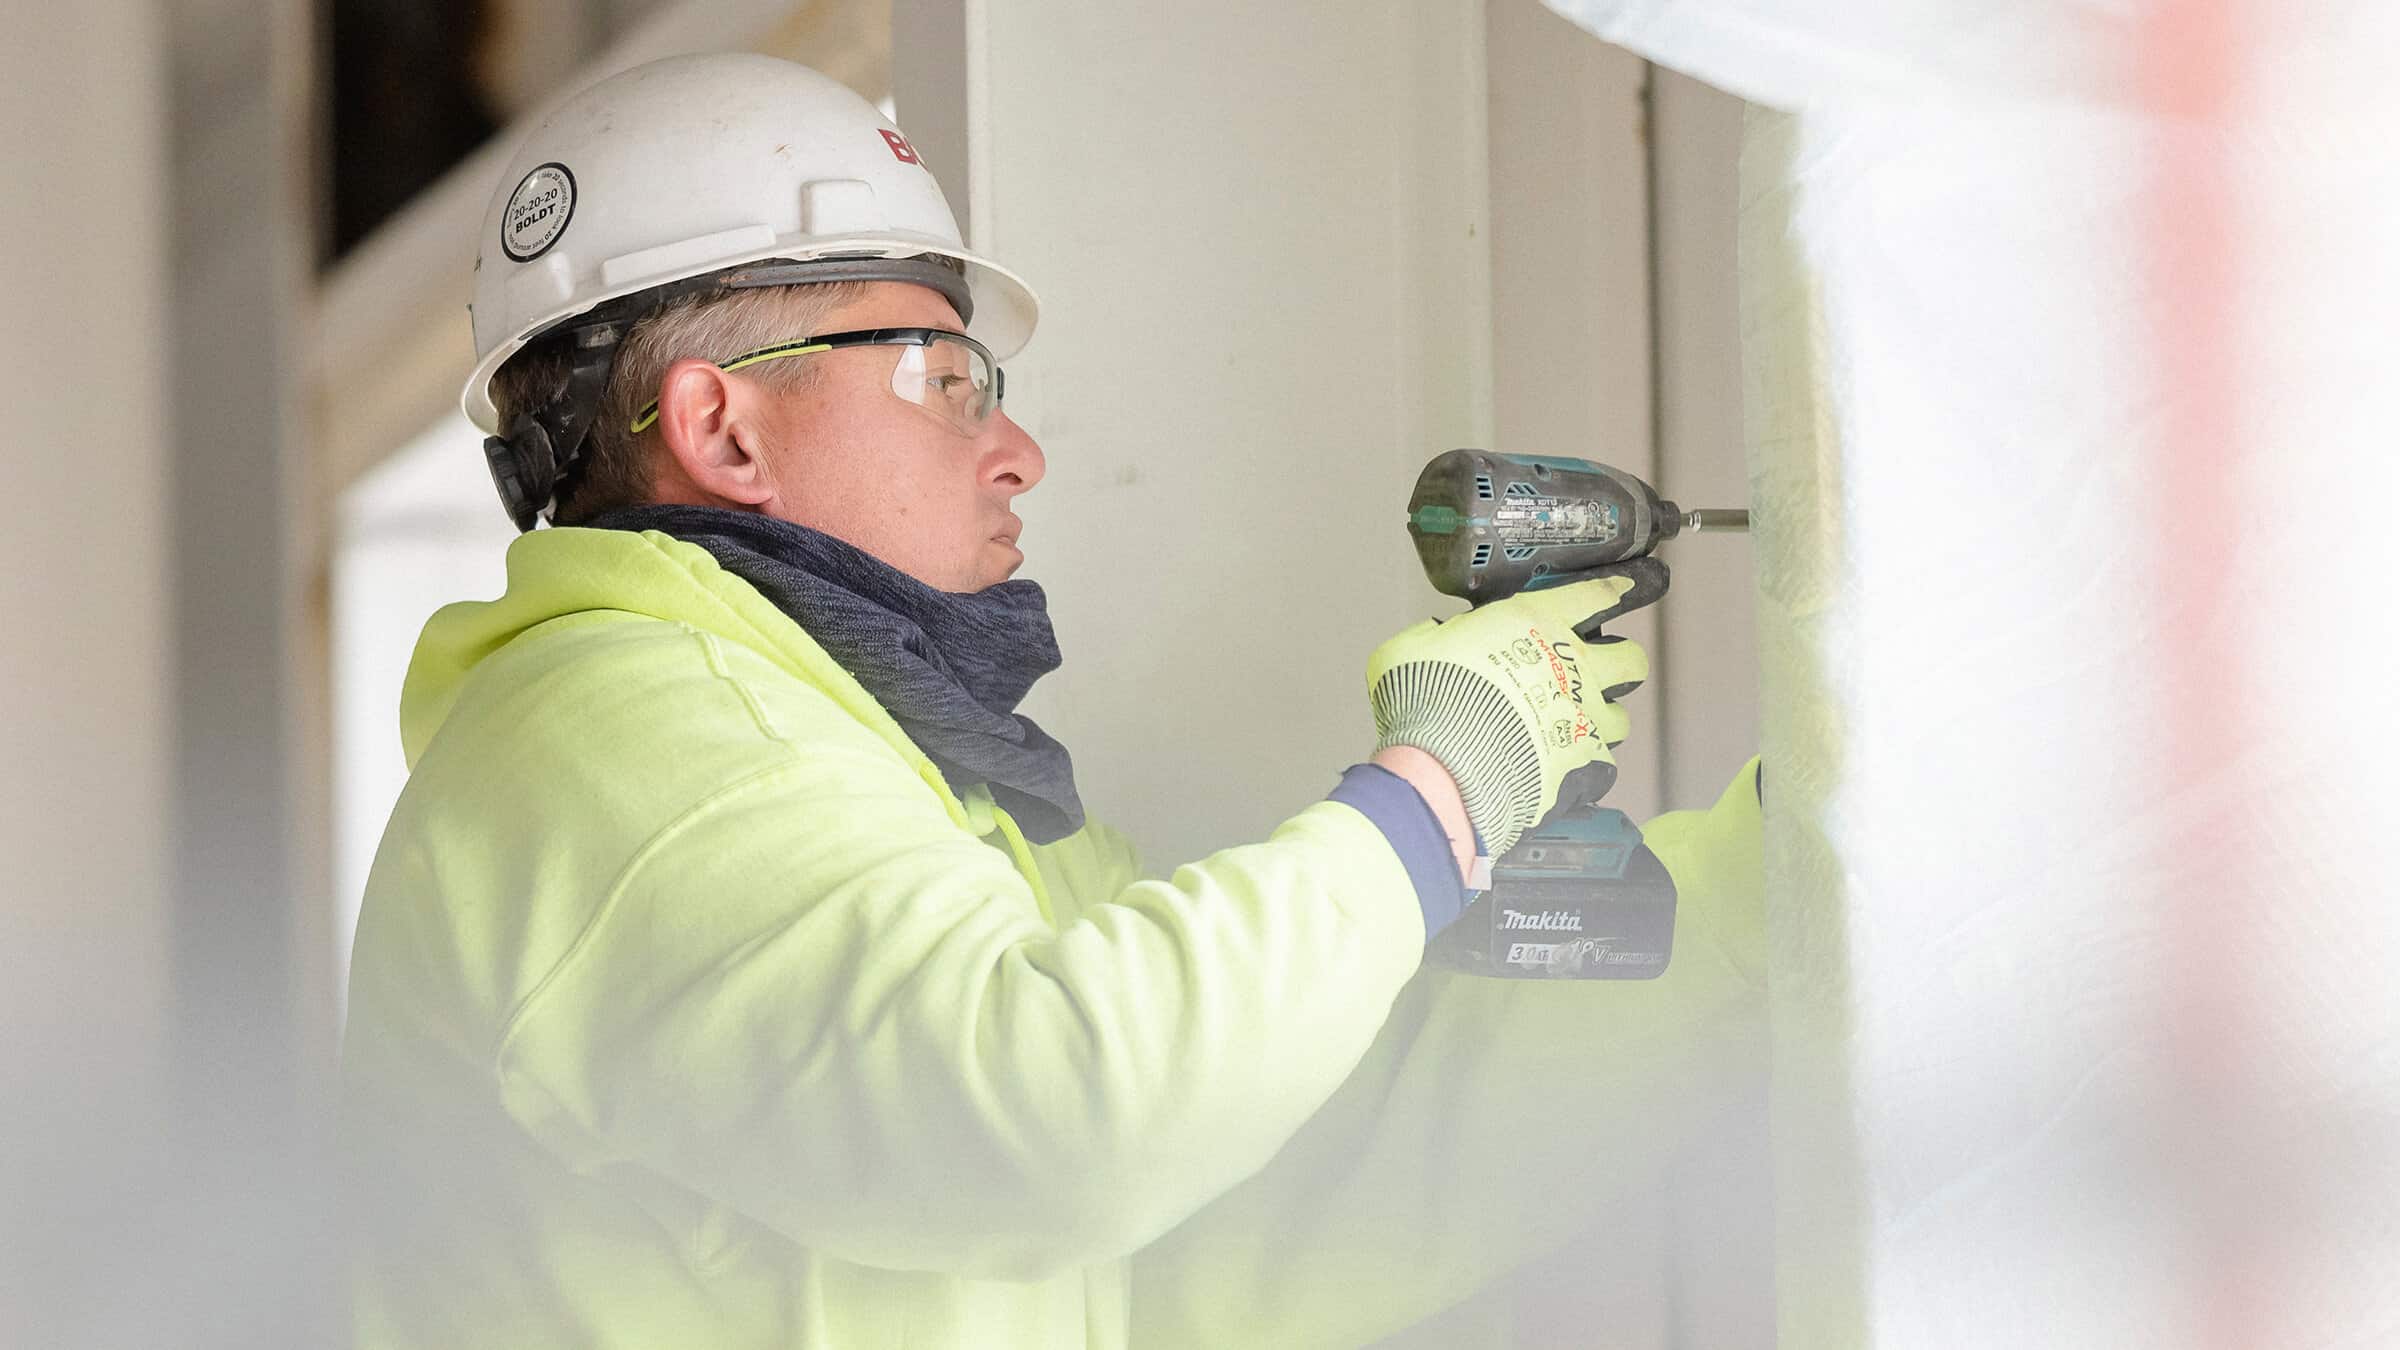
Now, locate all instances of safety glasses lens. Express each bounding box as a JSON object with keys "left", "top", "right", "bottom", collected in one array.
[{"left": 890, "top": 336, "right": 998, "bottom": 435}]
